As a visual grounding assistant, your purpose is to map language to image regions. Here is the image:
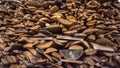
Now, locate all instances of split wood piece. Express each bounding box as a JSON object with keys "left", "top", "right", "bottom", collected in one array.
[
  {"left": 86, "top": 20, "right": 97, "bottom": 26},
  {"left": 84, "top": 48, "right": 97, "bottom": 56},
  {"left": 65, "top": 41, "right": 73, "bottom": 48},
  {"left": 29, "top": 25, "right": 40, "bottom": 30},
  {"left": 36, "top": 10, "right": 50, "bottom": 17},
  {"left": 87, "top": 35, "right": 96, "bottom": 42},
  {"left": 114, "top": 56, "right": 120, "bottom": 63},
  {"left": 1, "top": 51, "right": 8, "bottom": 56},
  {"left": 69, "top": 25, "right": 82, "bottom": 30},
  {"left": 39, "top": 17, "right": 50, "bottom": 24},
  {"left": 0, "top": 5, "right": 7, "bottom": 13},
  {"left": 83, "top": 28, "right": 100, "bottom": 34},
  {"left": 106, "top": 35, "right": 114, "bottom": 42},
  {"left": 66, "top": 15, "right": 77, "bottom": 22},
  {"left": 0, "top": 51, "right": 3, "bottom": 57},
  {"left": 23, "top": 51, "right": 34, "bottom": 63},
  {"left": 105, "top": 30, "right": 119, "bottom": 35},
  {"left": 19, "top": 62, "right": 27, "bottom": 68},
  {"left": 34, "top": 33, "right": 48, "bottom": 37},
  {"left": 6, "top": 56, "right": 17, "bottom": 63},
  {"left": 71, "top": 40, "right": 82, "bottom": 45},
  {"left": 56, "top": 35, "right": 83, "bottom": 41},
  {"left": 95, "top": 37, "right": 114, "bottom": 46},
  {"left": 43, "top": 53, "right": 54, "bottom": 62},
  {"left": 37, "top": 59, "right": 47, "bottom": 63},
  {"left": 69, "top": 45, "right": 84, "bottom": 50},
  {"left": 51, "top": 57, "right": 60, "bottom": 63},
  {"left": 27, "top": 0, "right": 50, "bottom": 7},
  {"left": 45, "top": 24, "right": 62, "bottom": 33},
  {"left": 91, "top": 43, "right": 114, "bottom": 51},
  {"left": 80, "top": 40, "right": 90, "bottom": 48},
  {"left": 18, "top": 37, "right": 35, "bottom": 43},
  {"left": 74, "top": 33, "right": 87, "bottom": 38},
  {"left": 35, "top": 48, "right": 44, "bottom": 54},
  {"left": 83, "top": 57, "right": 95, "bottom": 66},
  {"left": 86, "top": 0, "right": 100, "bottom": 9},
  {"left": 1, "top": 58, "right": 9, "bottom": 65},
  {"left": 61, "top": 25, "right": 68, "bottom": 32},
  {"left": 13, "top": 50, "right": 23, "bottom": 54},
  {"left": 36, "top": 41, "right": 53, "bottom": 49},
  {"left": 57, "top": 17, "right": 75, "bottom": 27},
  {"left": 16, "top": 54, "right": 25, "bottom": 61},
  {"left": 23, "top": 43, "right": 33, "bottom": 48},
  {"left": 44, "top": 47, "right": 58, "bottom": 53},
  {"left": 51, "top": 12, "right": 63, "bottom": 21},
  {"left": 30, "top": 37, "right": 53, "bottom": 41},
  {"left": 51, "top": 52, "right": 62, "bottom": 59},
  {"left": 50, "top": 5, "right": 59, "bottom": 13},
  {"left": 53, "top": 38, "right": 67, "bottom": 46},
  {"left": 104, "top": 21, "right": 116, "bottom": 25},
  {"left": 0, "top": 0, "right": 22, "bottom": 3},
  {"left": 9, "top": 64, "right": 20, "bottom": 68},
  {"left": 27, "top": 48, "right": 39, "bottom": 57},
  {"left": 0, "top": 37, "right": 4, "bottom": 43},
  {"left": 0, "top": 43, "right": 5, "bottom": 50},
  {"left": 96, "top": 24, "right": 107, "bottom": 29},
  {"left": 90, "top": 56, "right": 99, "bottom": 62},
  {"left": 60, "top": 59, "right": 83, "bottom": 64},
  {"left": 37, "top": 30, "right": 53, "bottom": 36},
  {"left": 103, "top": 52, "right": 115, "bottom": 57},
  {"left": 59, "top": 49, "right": 83, "bottom": 60},
  {"left": 15, "top": 28, "right": 28, "bottom": 33},
  {"left": 77, "top": 26, "right": 87, "bottom": 32},
  {"left": 64, "top": 30, "right": 78, "bottom": 35},
  {"left": 86, "top": 14, "right": 94, "bottom": 21}
]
